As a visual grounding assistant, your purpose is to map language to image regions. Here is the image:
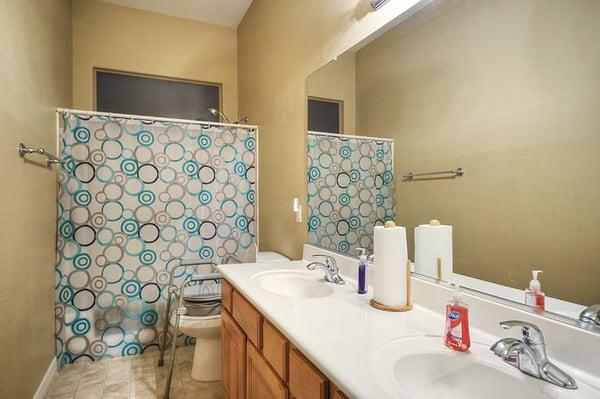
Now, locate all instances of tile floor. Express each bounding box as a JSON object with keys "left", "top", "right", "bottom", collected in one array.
[{"left": 45, "top": 346, "right": 223, "bottom": 399}]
